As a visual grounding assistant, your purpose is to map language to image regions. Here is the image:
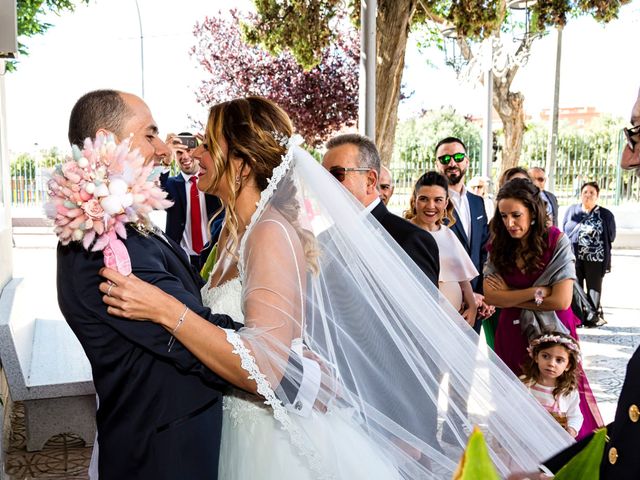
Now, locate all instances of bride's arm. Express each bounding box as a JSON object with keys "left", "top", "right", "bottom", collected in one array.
[
  {"left": 100, "top": 220, "right": 305, "bottom": 395},
  {"left": 100, "top": 271, "right": 258, "bottom": 393}
]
